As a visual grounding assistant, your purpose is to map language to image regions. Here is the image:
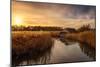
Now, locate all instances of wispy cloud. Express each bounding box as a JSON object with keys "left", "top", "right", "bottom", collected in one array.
[{"left": 12, "top": 1, "right": 96, "bottom": 28}]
